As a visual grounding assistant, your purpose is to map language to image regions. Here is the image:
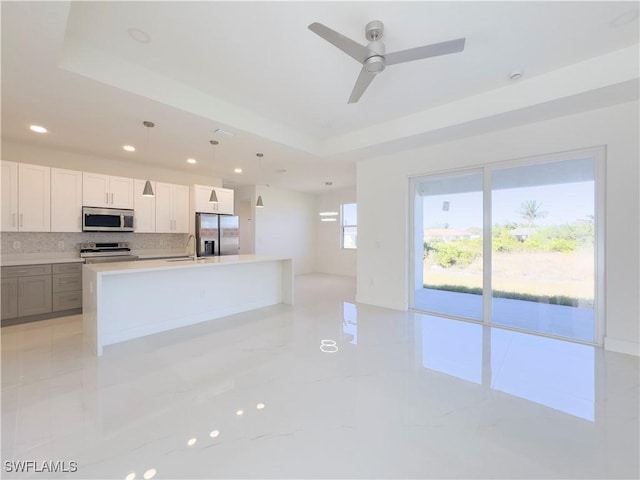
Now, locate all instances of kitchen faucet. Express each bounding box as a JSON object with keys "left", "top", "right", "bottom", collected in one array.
[{"left": 186, "top": 234, "right": 197, "bottom": 260}]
